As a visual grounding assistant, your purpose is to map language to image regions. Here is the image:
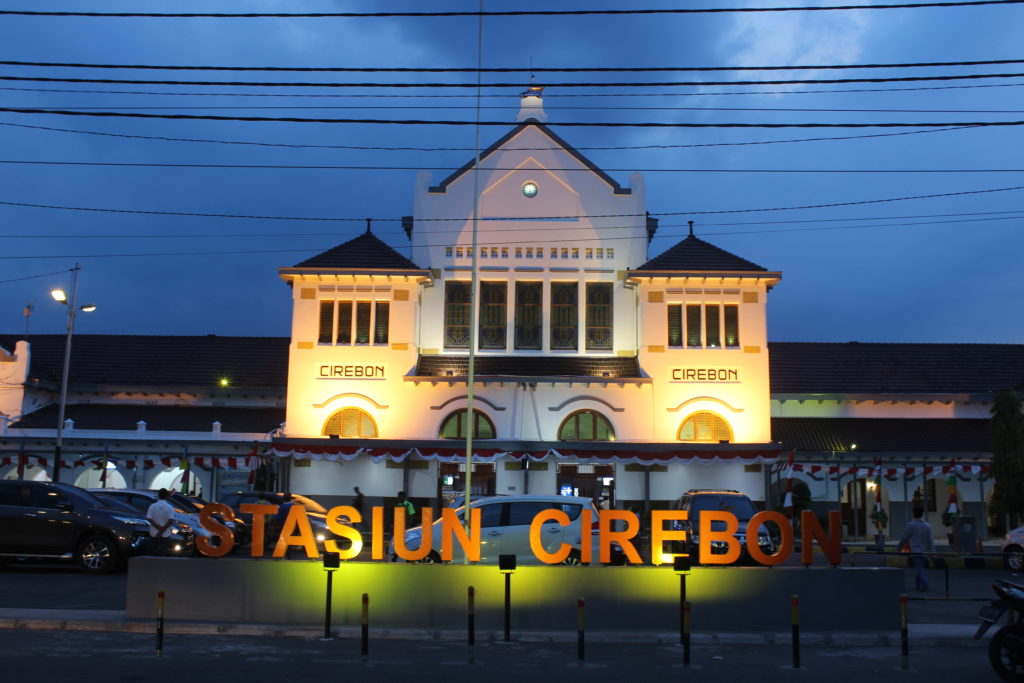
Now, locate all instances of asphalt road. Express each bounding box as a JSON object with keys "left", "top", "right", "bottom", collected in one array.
[{"left": 0, "top": 629, "right": 1008, "bottom": 683}]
